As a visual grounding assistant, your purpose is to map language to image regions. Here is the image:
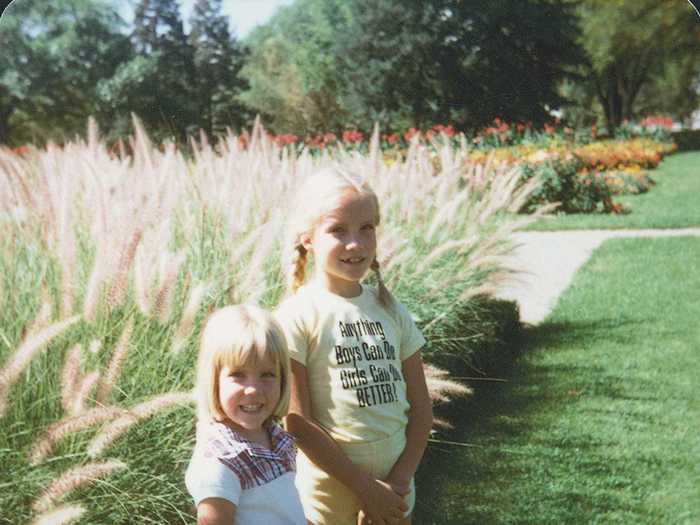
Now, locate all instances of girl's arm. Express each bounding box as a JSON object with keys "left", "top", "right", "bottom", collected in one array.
[
  {"left": 285, "top": 361, "right": 408, "bottom": 525},
  {"left": 196, "top": 498, "right": 236, "bottom": 525},
  {"left": 385, "top": 350, "right": 433, "bottom": 495}
]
